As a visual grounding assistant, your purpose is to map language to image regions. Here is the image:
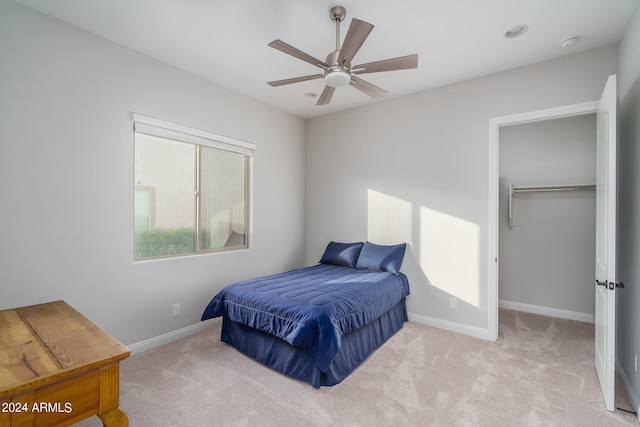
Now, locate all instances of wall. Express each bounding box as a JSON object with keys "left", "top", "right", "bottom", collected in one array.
[
  {"left": 0, "top": 1, "right": 306, "bottom": 347},
  {"left": 617, "top": 2, "right": 640, "bottom": 415},
  {"left": 499, "top": 115, "right": 596, "bottom": 320},
  {"left": 305, "top": 44, "right": 618, "bottom": 337}
]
